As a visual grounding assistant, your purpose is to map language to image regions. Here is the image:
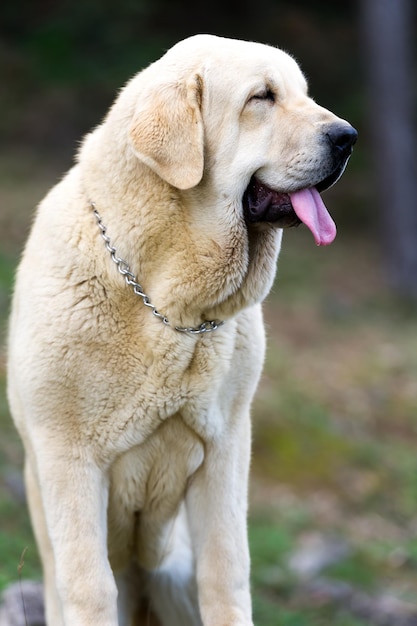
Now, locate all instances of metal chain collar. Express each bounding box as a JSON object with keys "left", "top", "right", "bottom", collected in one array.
[{"left": 91, "top": 203, "right": 224, "bottom": 335}]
